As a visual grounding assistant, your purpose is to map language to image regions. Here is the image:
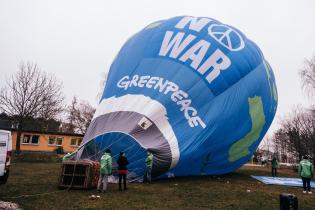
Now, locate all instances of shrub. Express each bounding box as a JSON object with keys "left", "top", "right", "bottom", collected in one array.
[
  {"left": 13, "top": 151, "right": 61, "bottom": 163},
  {"left": 54, "top": 146, "right": 64, "bottom": 154}
]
